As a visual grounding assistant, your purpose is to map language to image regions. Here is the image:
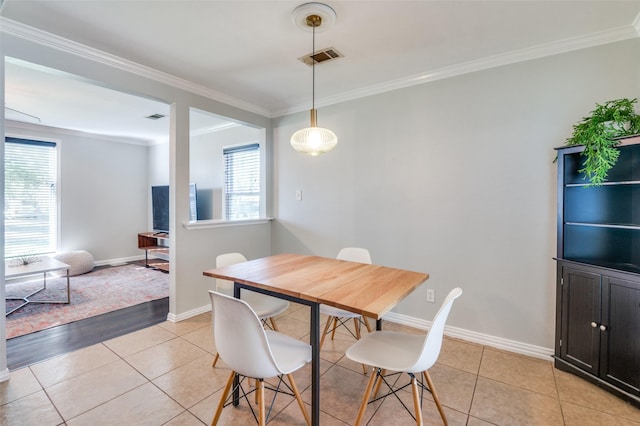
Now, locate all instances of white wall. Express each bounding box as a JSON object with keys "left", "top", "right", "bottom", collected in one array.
[
  {"left": 272, "top": 39, "right": 640, "bottom": 350},
  {"left": 5, "top": 122, "right": 148, "bottom": 263},
  {"left": 2, "top": 31, "right": 273, "bottom": 322}
]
